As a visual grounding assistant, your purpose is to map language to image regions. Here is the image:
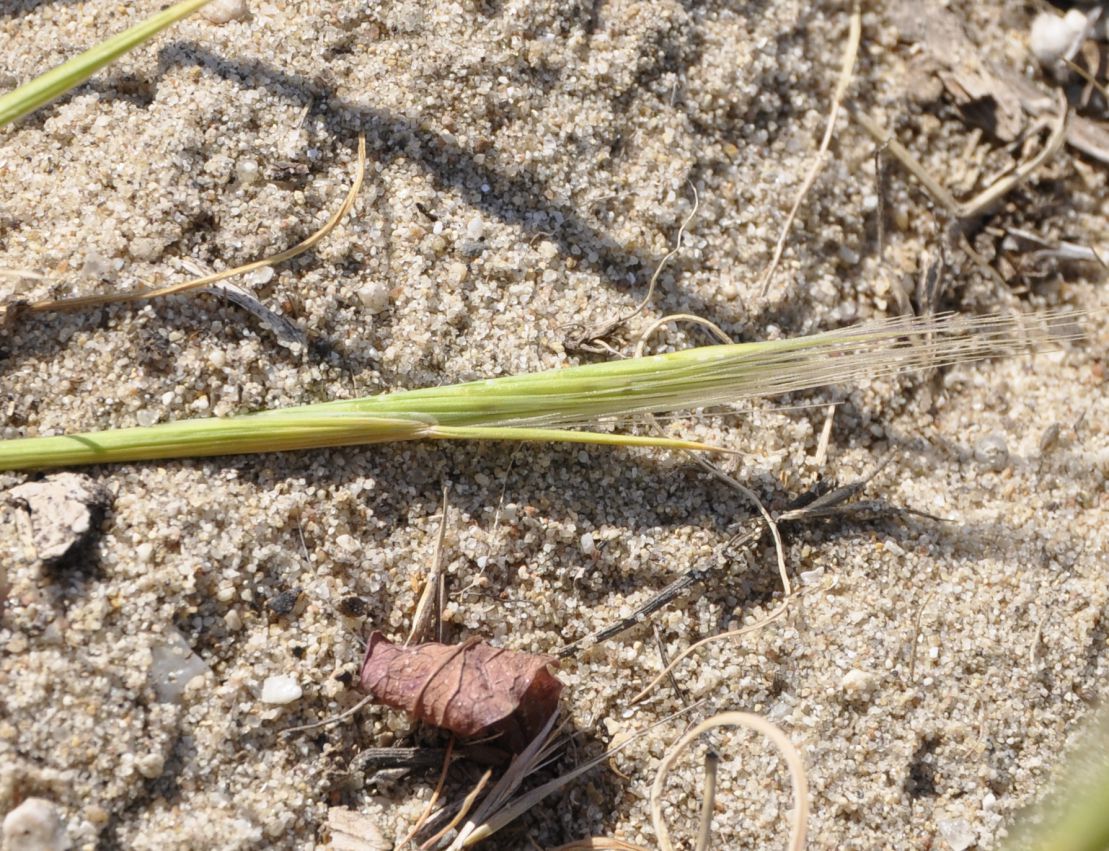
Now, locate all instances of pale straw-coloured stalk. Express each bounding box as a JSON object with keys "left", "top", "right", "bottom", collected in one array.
[{"left": 0, "top": 310, "right": 1085, "bottom": 471}]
